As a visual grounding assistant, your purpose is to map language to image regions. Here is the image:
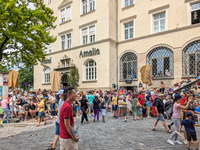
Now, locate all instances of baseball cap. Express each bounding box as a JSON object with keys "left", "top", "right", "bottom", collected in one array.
[
  {"left": 185, "top": 112, "right": 193, "bottom": 117},
  {"left": 174, "top": 94, "right": 182, "bottom": 100},
  {"left": 148, "top": 91, "right": 151, "bottom": 94},
  {"left": 58, "top": 89, "right": 64, "bottom": 95}
]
